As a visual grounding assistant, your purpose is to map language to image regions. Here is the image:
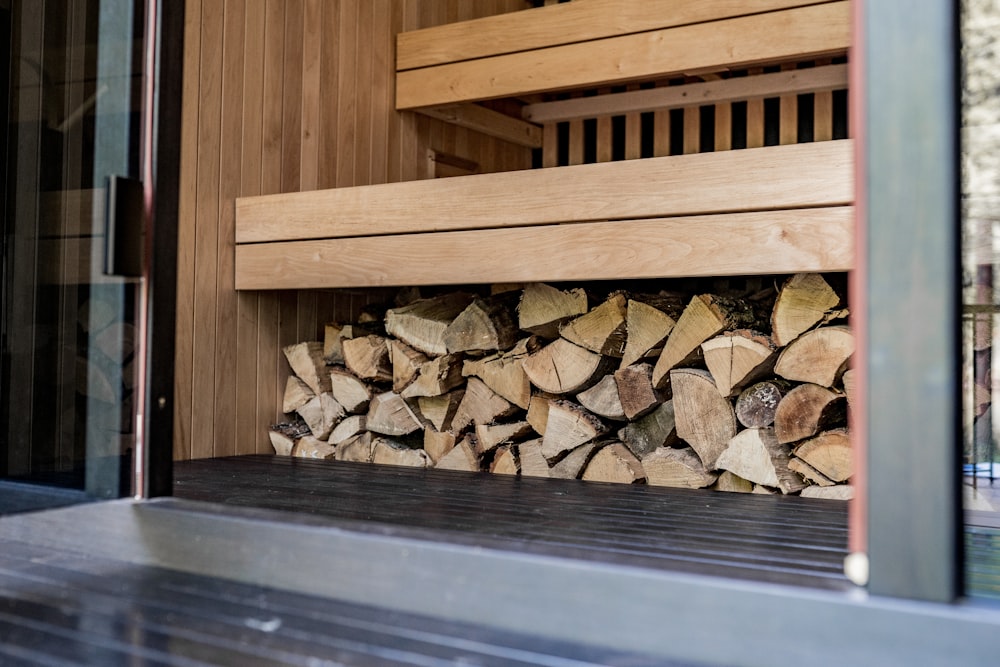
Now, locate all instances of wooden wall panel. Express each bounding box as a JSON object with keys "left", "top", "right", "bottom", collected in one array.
[{"left": 174, "top": 0, "right": 530, "bottom": 460}]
